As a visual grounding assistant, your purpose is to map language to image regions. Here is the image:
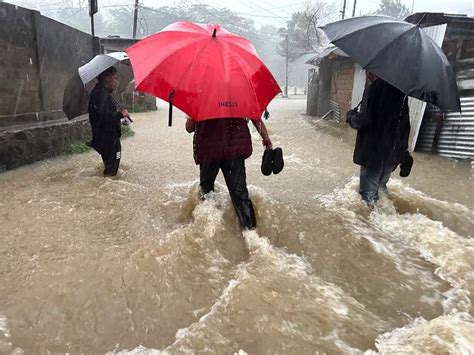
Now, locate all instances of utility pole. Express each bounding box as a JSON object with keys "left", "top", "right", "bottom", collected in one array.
[
  {"left": 352, "top": 0, "right": 357, "bottom": 17},
  {"left": 285, "top": 34, "right": 289, "bottom": 98},
  {"left": 89, "top": 0, "right": 98, "bottom": 36},
  {"left": 132, "top": 0, "right": 139, "bottom": 39},
  {"left": 341, "top": 0, "right": 347, "bottom": 19},
  {"left": 411, "top": 0, "right": 415, "bottom": 13}
]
